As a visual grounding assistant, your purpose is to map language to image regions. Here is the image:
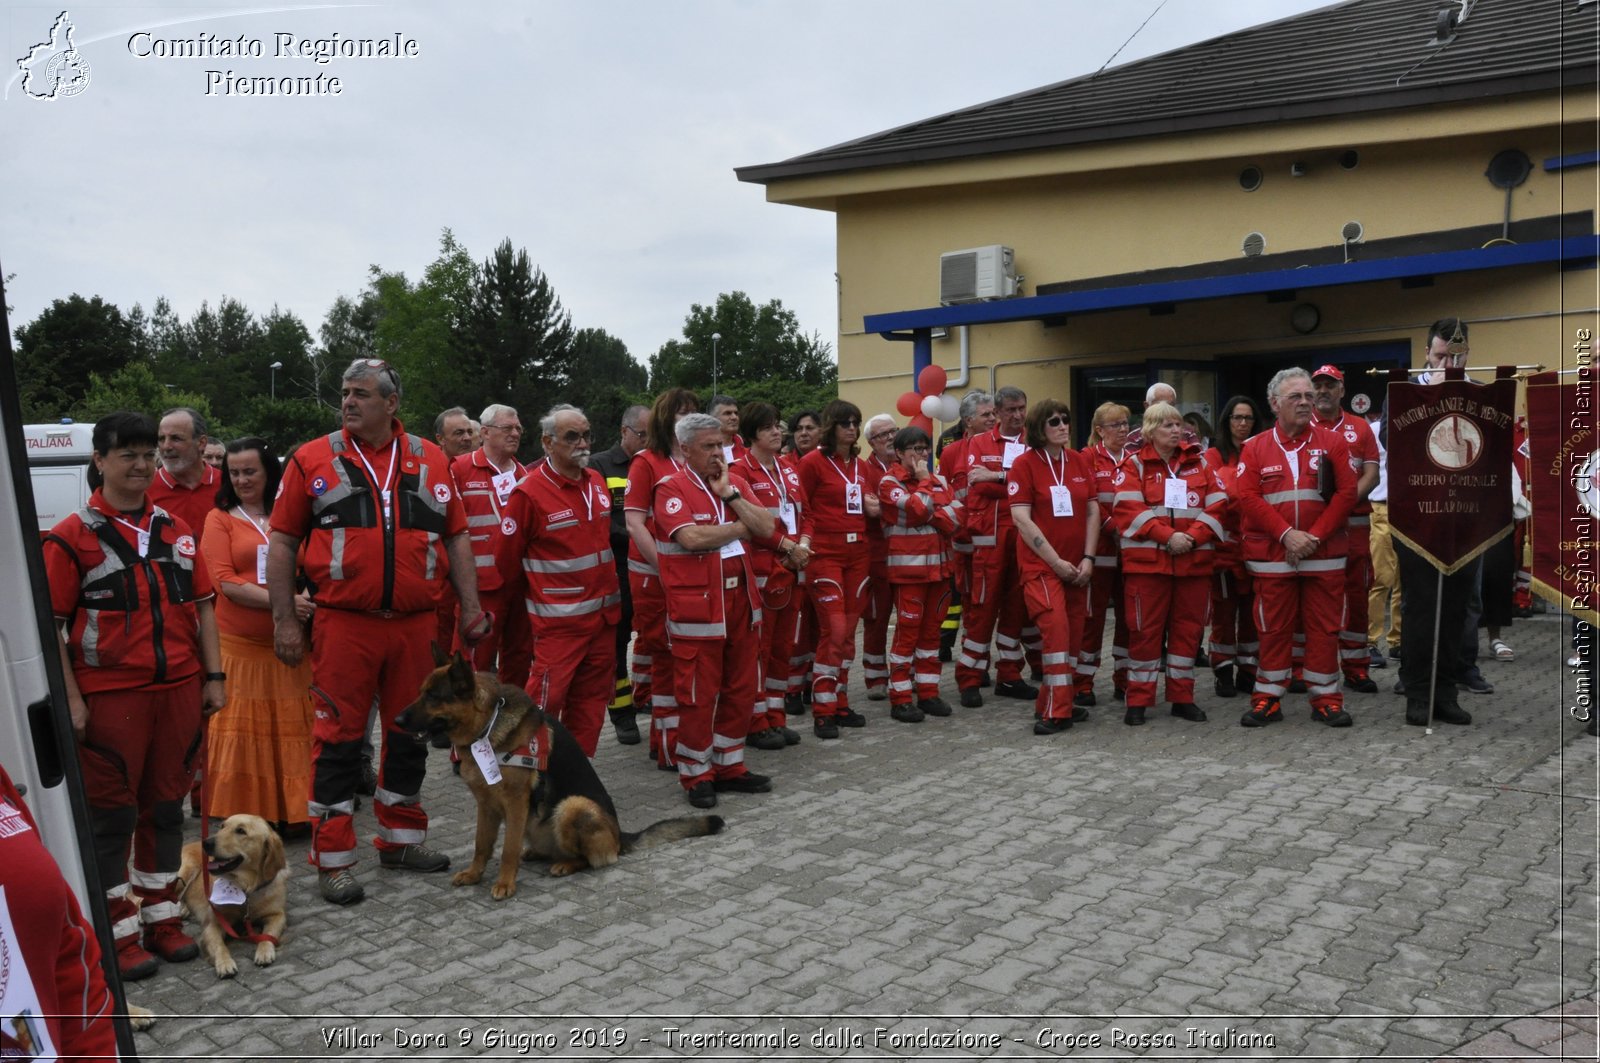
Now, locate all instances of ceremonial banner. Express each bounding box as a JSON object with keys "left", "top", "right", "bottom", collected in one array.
[
  {"left": 1525, "top": 371, "right": 1599, "bottom": 624},
  {"left": 1385, "top": 369, "right": 1517, "bottom": 574}
]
